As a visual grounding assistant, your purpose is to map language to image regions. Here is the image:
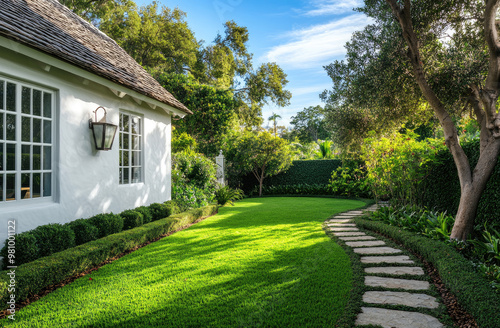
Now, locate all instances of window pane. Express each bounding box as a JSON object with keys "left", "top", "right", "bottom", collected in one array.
[
  {"left": 43, "top": 120, "right": 51, "bottom": 143},
  {"left": 32, "top": 173, "right": 40, "bottom": 198},
  {"left": 0, "top": 143, "right": 3, "bottom": 171},
  {"left": 119, "top": 167, "right": 123, "bottom": 184},
  {"left": 33, "top": 145, "right": 41, "bottom": 170},
  {"left": 33, "top": 89, "right": 42, "bottom": 116},
  {"left": 132, "top": 135, "right": 140, "bottom": 150},
  {"left": 119, "top": 150, "right": 123, "bottom": 166},
  {"left": 21, "top": 173, "right": 30, "bottom": 199},
  {"left": 22, "top": 116, "right": 31, "bottom": 142},
  {"left": 43, "top": 92, "right": 52, "bottom": 118},
  {"left": 43, "top": 146, "right": 51, "bottom": 170},
  {"left": 6, "top": 114, "right": 15, "bottom": 141},
  {"left": 121, "top": 114, "right": 129, "bottom": 132},
  {"left": 132, "top": 151, "right": 141, "bottom": 166},
  {"left": 0, "top": 80, "right": 4, "bottom": 110},
  {"left": 131, "top": 117, "right": 141, "bottom": 134},
  {"left": 43, "top": 172, "right": 51, "bottom": 197},
  {"left": 122, "top": 168, "right": 129, "bottom": 184},
  {"left": 22, "top": 87, "right": 31, "bottom": 114},
  {"left": 6, "top": 83, "right": 16, "bottom": 112},
  {"left": 123, "top": 151, "right": 129, "bottom": 166},
  {"left": 0, "top": 174, "right": 3, "bottom": 201},
  {"left": 123, "top": 133, "right": 129, "bottom": 150},
  {"left": 131, "top": 167, "right": 141, "bottom": 183},
  {"left": 21, "top": 145, "right": 30, "bottom": 170},
  {"left": 6, "top": 174, "right": 15, "bottom": 200},
  {"left": 0, "top": 113, "right": 3, "bottom": 140},
  {"left": 33, "top": 118, "right": 41, "bottom": 143},
  {"left": 6, "top": 143, "right": 15, "bottom": 171}
]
